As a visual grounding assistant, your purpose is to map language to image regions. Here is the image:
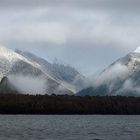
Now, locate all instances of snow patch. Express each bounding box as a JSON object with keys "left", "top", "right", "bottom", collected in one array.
[{"left": 134, "top": 46, "right": 140, "bottom": 53}]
